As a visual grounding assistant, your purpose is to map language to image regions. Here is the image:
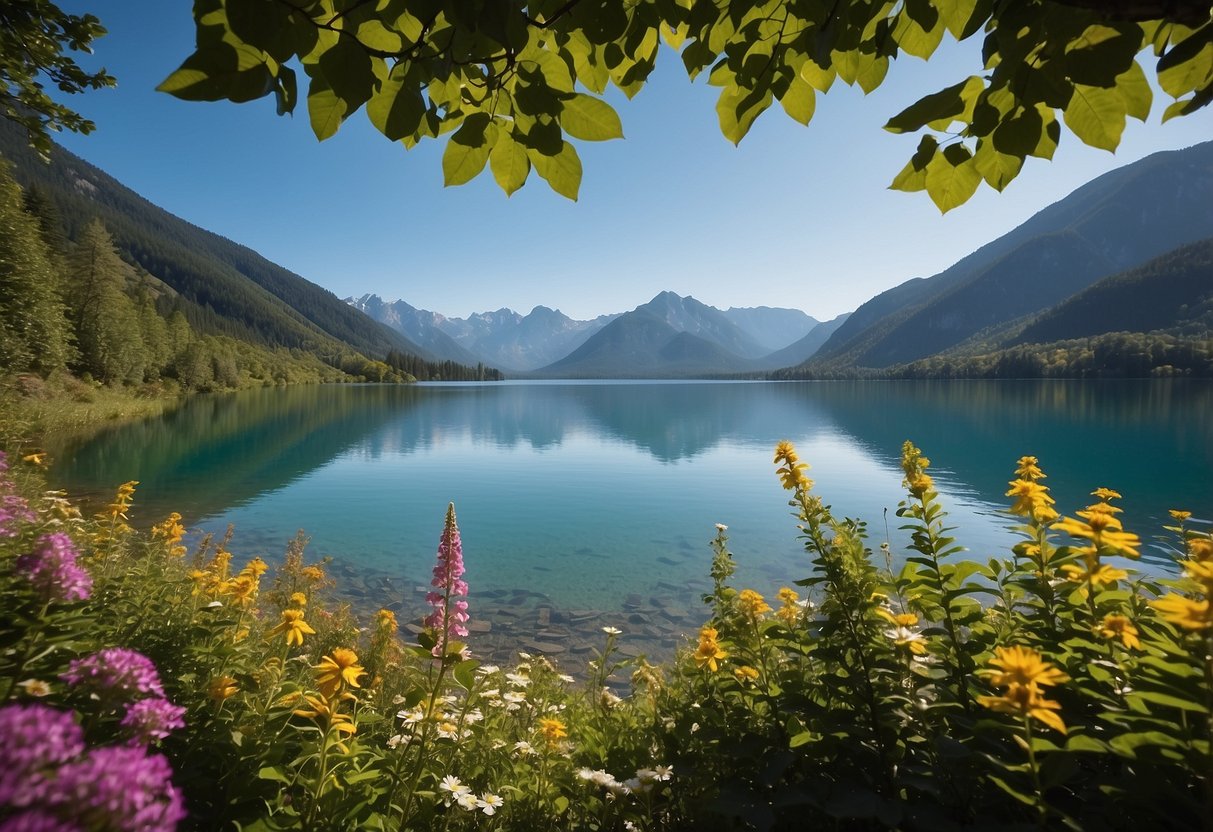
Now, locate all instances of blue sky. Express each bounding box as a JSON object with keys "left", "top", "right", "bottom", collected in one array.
[{"left": 54, "top": 2, "right": 1213, "bottom": 321}]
